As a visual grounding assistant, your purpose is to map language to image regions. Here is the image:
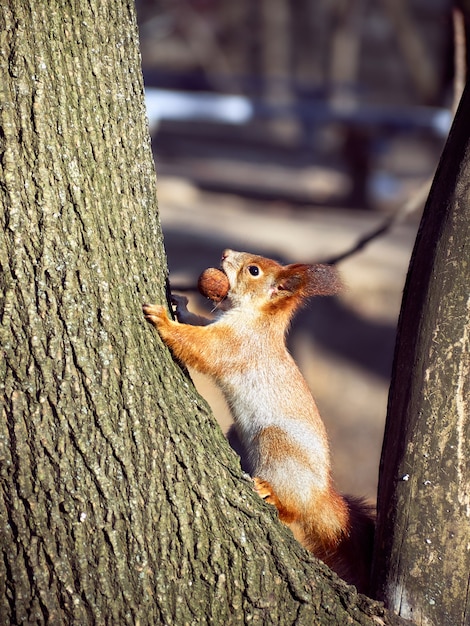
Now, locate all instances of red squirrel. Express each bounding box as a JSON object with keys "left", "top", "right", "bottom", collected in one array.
[{"left": 143, "top": 249, "right": 375, "bottom": 593}]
